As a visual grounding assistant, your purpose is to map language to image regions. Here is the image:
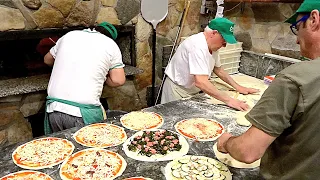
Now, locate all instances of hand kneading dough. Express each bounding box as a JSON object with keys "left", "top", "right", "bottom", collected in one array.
[
  {"left": 205, "top": 91, "right": 256, "bottom": 127},
  {"left": 213, "top": 143, "right": 260, "bottom": 168}
]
